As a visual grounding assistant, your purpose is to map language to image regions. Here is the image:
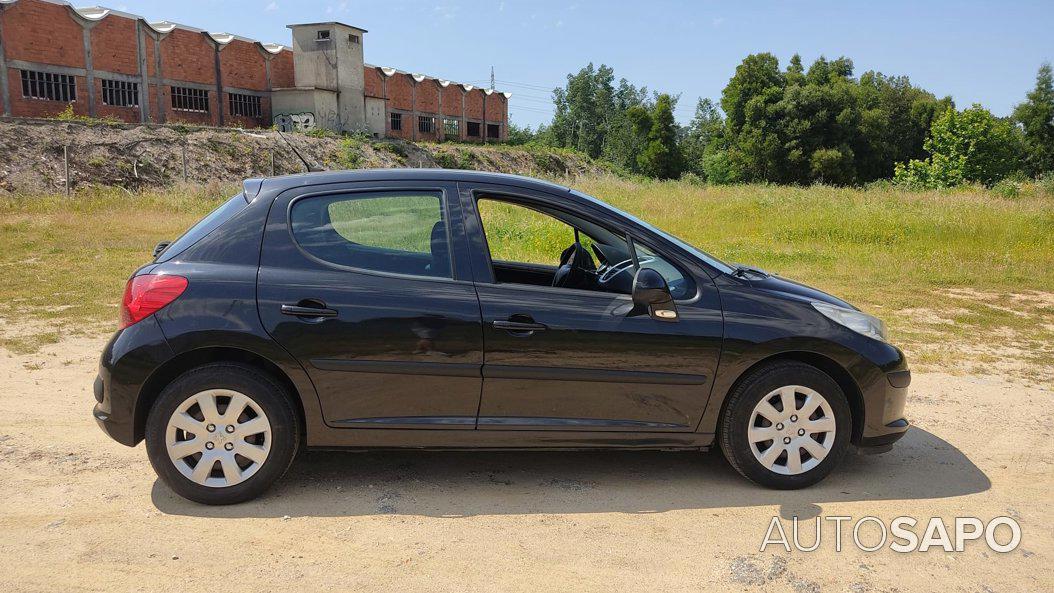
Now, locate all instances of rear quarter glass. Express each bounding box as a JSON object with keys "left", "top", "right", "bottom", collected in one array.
[{"left": 155, "top": 194, "right": 247, "bottom": 263}]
